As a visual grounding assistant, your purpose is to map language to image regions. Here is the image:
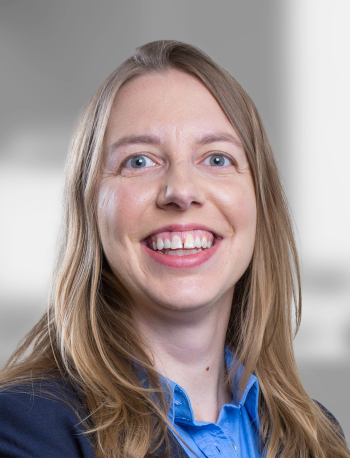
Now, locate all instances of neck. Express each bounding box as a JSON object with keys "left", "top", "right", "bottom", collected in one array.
[{"left": 133, "top": 294, "right": 233, "bottom": 423}]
